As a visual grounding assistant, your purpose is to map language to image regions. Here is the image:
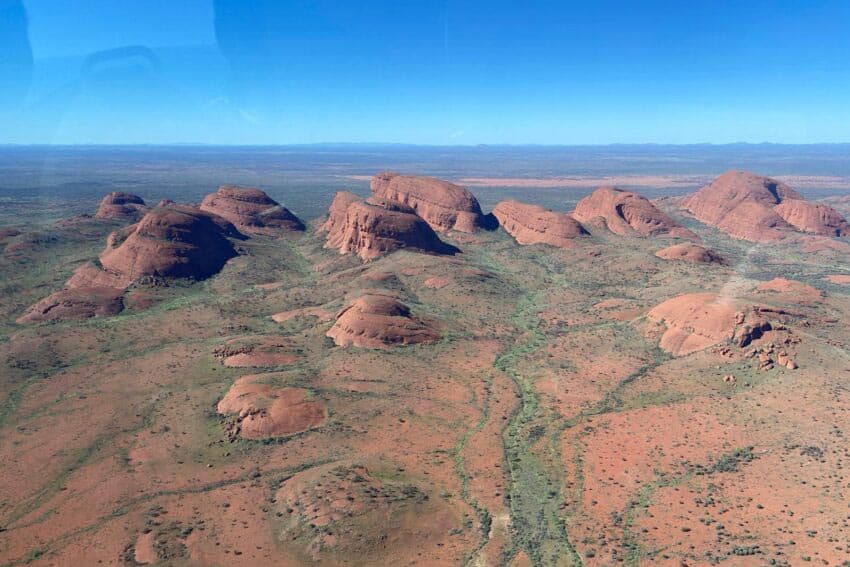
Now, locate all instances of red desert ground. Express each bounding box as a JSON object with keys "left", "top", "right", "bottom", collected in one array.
[{"left": 2, "top": 168, "right": 850, "bottom": 567}]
